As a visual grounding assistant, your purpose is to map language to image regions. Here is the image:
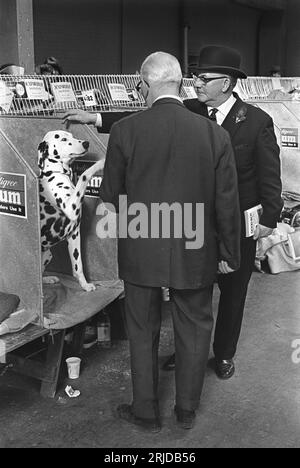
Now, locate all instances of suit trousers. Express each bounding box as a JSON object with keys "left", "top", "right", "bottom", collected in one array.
[
  {"left": 213, "top": 236, "right": 257, "bottom": 360},
  {"left": 124, "top": 281, "right": 213, "bottom": 420}
]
